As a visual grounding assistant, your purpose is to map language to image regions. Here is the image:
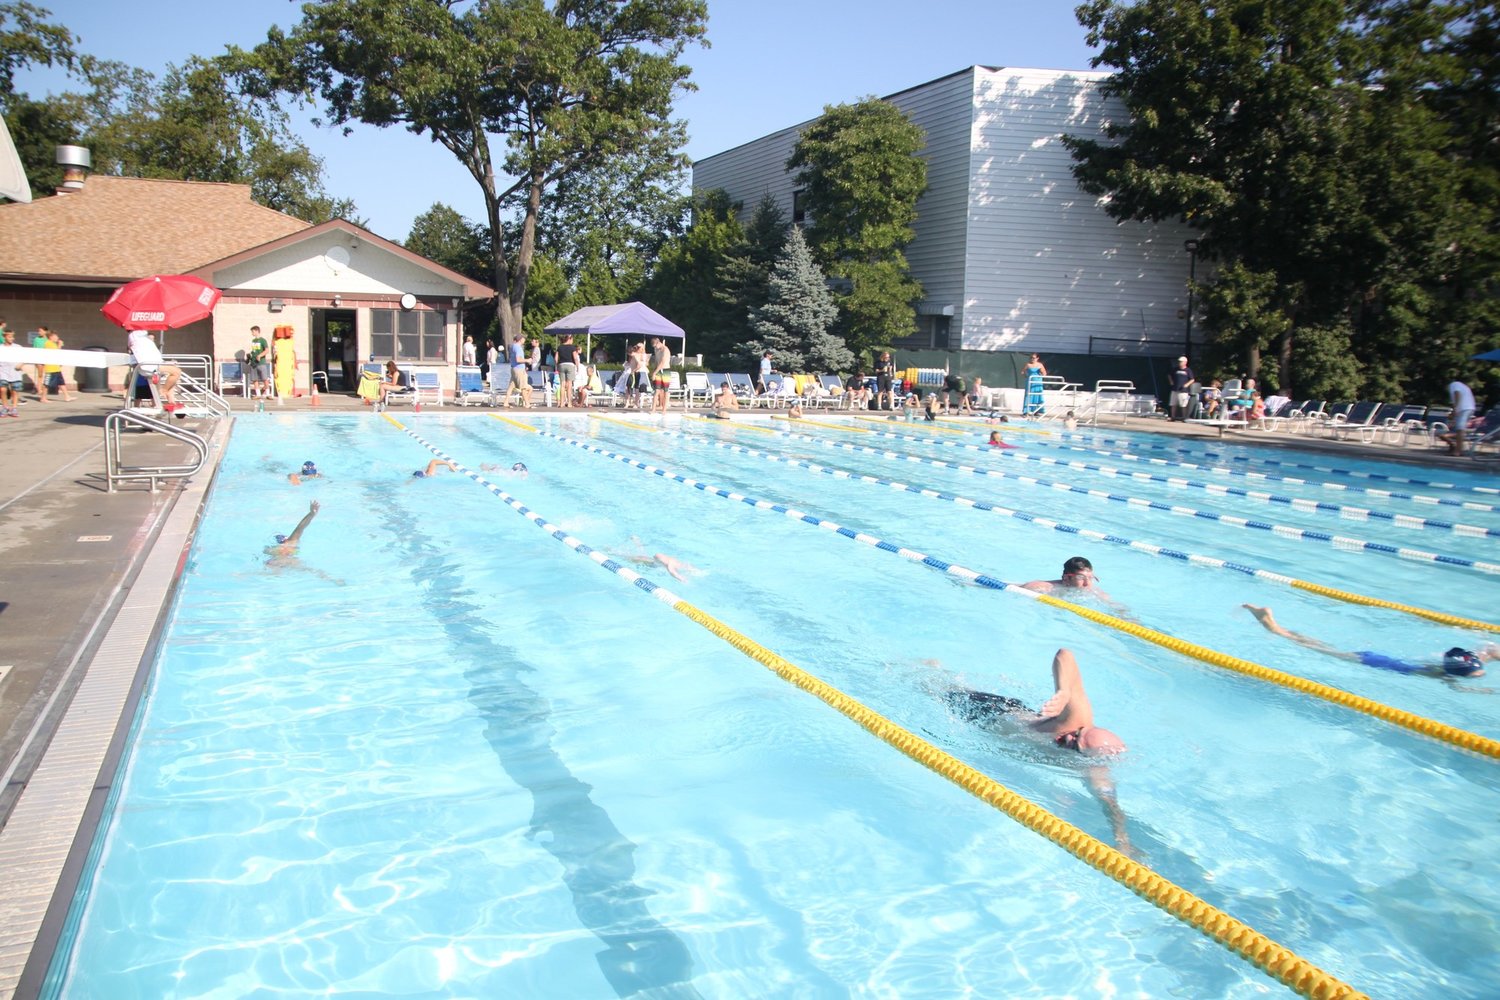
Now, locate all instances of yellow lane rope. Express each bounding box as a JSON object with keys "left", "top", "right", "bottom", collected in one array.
[
  {"left": 852, "top": 413, "right": 1054, "bottom": 435},
  {"left": 396, "top": 411, "right": 1369, "bottom": 1000},
  {"left": 671, "top": 600, "right": 1366, "bottom": 1000},
  {"left": 488, "top": 413, "right": 539, "bottom": 433},
  {"left": 595, "top": 414, "right": 663, "bottom": 433},
  {"left": 773, "top": 415, "right": 872, "bottom": 433},
  {"left": 1032, "top": 593, "right": 1500, "bottom": 759}
]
